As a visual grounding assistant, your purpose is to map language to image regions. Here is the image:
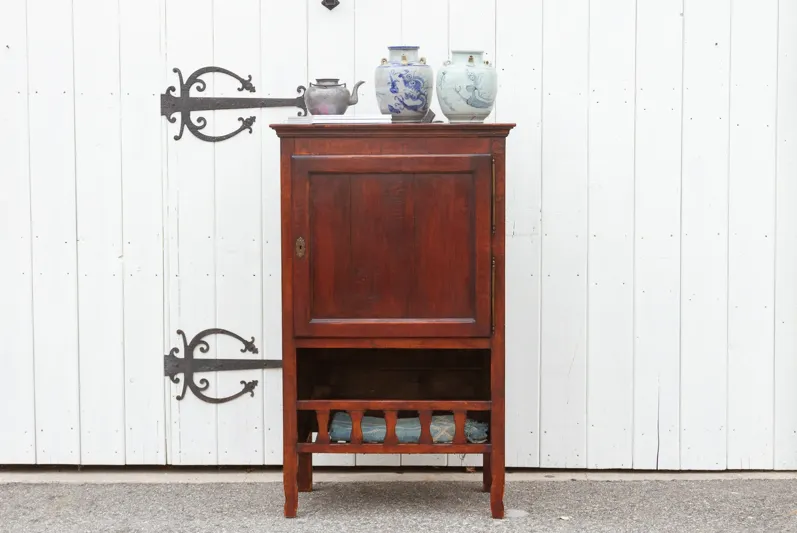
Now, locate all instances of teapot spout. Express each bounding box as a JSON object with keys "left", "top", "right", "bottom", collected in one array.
[{"left": 348, "top": 80, "right": 366, "bottom": 105}]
